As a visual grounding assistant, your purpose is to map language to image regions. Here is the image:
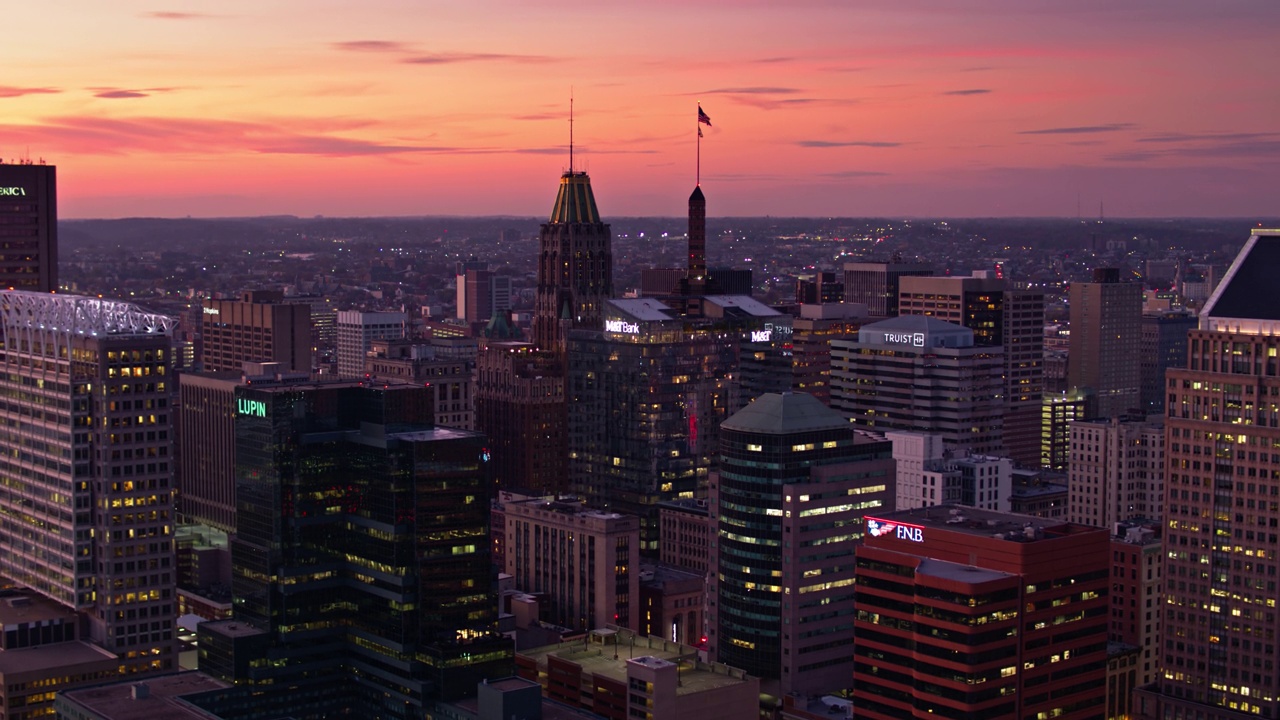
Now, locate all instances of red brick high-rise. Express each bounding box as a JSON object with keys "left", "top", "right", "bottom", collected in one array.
[{"left": 854, "top": 507, "right": 1108, "bottom": 720}]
